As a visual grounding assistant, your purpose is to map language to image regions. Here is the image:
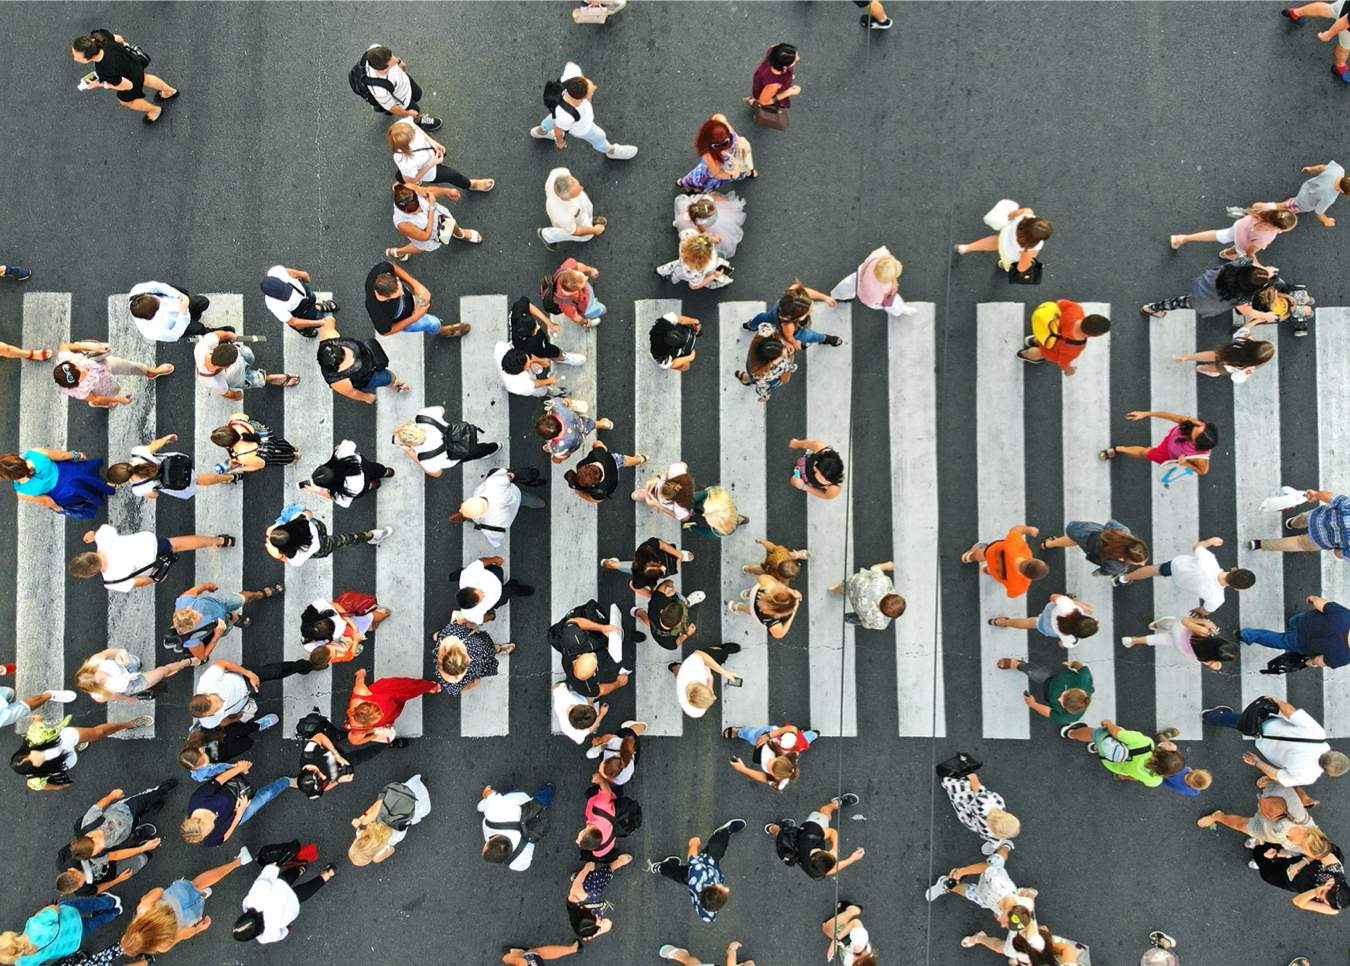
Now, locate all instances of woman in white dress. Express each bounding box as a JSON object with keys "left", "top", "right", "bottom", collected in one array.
[
  {"left": 654, "top": 231, "right": 732, "bottom": 289},
  {"left": 673, "top": 192, "right": 745, "bottom": 257}
]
